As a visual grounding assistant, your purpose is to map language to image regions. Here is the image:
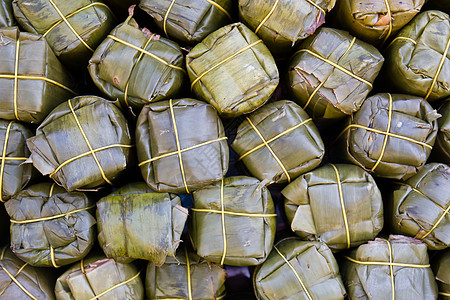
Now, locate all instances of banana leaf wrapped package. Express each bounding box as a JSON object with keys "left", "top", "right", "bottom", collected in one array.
[
  {"left": 5, "top": 182, "right": 96, "bottom": 267},
  {"left": 384, "top": 10, "right": 450, "bottom": 102},
  {"left": 139, "top": 0, "right": 233, "bottom": 44},
  {"left": 0, "top": 246, "right": 55, "bottom": 300},
  {"left": 288, "top": 27, "right": 384, "bottom": 120},
  {"left": 0, "top": 0, "right": 14, "bottom": 27},
  {"left": 435, "top": 101, "right": 450, "bottom": 163},
  {"left": 282, "top": 164, "right": 383, "bottom": 251},
  {"left": 12, "top": 0, "right": 116, "bottom": 68},
  {"left": 97, "top": 182, "right": 188, "bottom": 266},
  {"left": 27, "top": 96, "right": 133, "bottom": 192},
  {"left": 189, "top": 176, "right": 276, "bottom": 266},
  {"left": 388, "top": 163, "right": 450, "bottom": 250},
  {"left": 432, "top": 249, "right": 450, "bottom": 299},
  {"left": 0, "top": 27, "right": 75, "bottom": 123},
  {"left": 341, "top": 235, "right": 438, "bottom": 299},
  {"left": 136, "top": 98, "right": 228, "bottom": 194},
  {"left": 88, "top": 12, "right": 185, "bottom": 112},
  {"left": 186, "top": 23, "right": 279, "bottom": 117},
  {"left": 253, "top": 237, "right": 346, "bottom": 300},
  {"left": 55, "top": 255, "right": 144, "bottom": 300},
  {"left": 339, "top": 93, "right": 439, "bottom": 180},
  {"left": 231, "top": 100, "right": 324, "bottom": 185},
  {"left": 146, "top": 246, "right": 226, "bottom": 300}
]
